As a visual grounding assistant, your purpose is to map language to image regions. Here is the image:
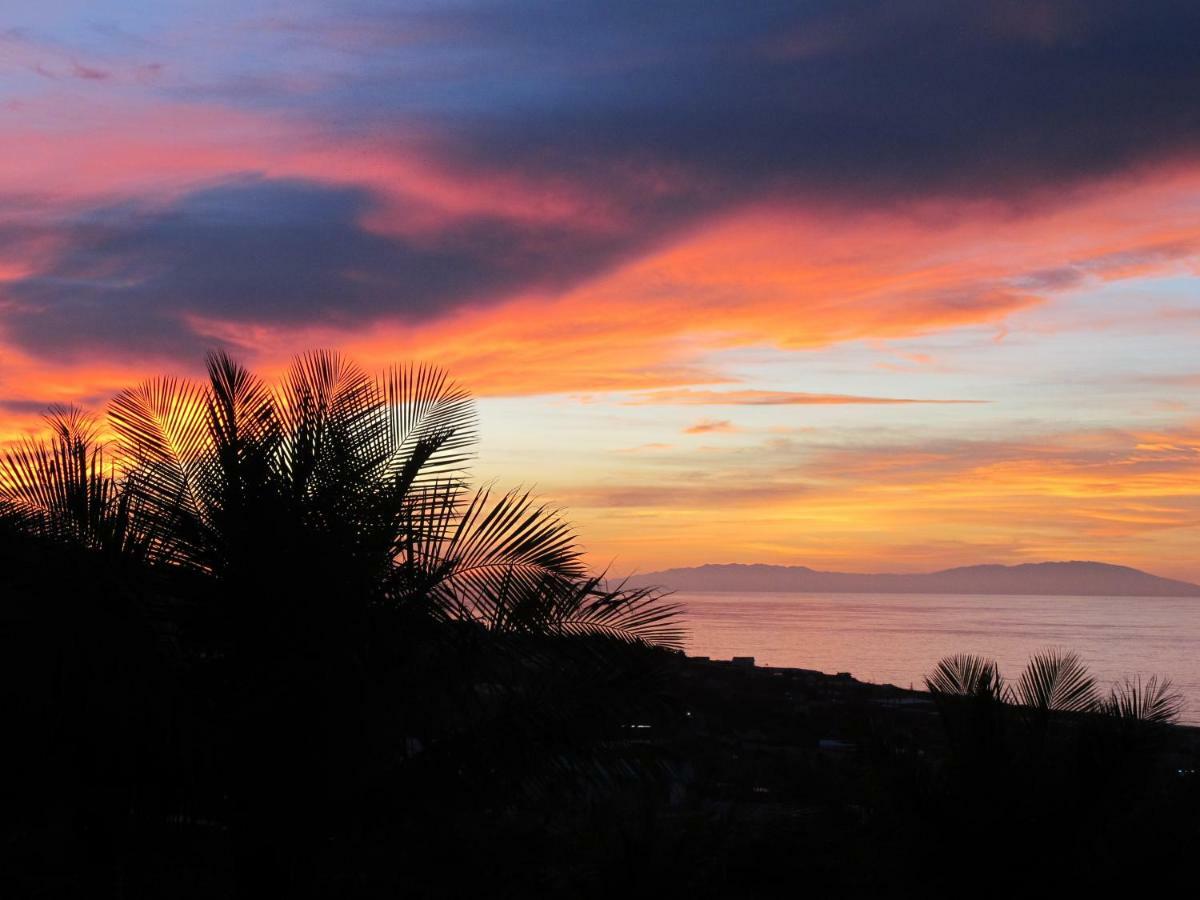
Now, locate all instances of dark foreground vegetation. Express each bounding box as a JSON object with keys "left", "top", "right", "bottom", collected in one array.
[{"left": 3, "top": 351, "right": 1199, "bottom": 897}]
